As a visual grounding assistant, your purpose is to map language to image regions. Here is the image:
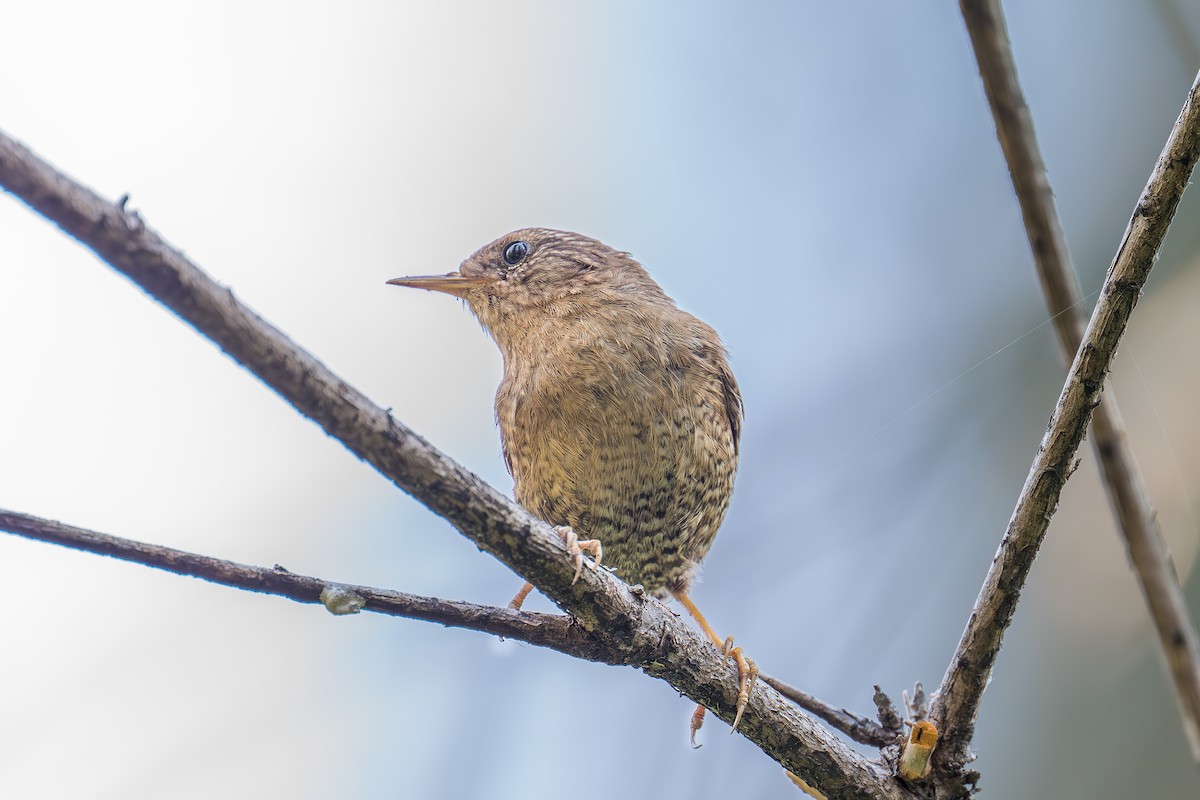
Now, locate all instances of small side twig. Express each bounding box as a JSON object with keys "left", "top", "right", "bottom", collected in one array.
[
  {"left": 931, "top": 38, "right": 1200, "bottom": 776},
  {"left": 959, "top": 0, "right": 1200, "bottom": 761},
  {"left": 759, "top": 674, "right": 896, "bottom": 747},
  {"left": 873, "top": 685, "right": 904, "bottom": 736},
  {"left": 902, "top": 682, "right": 928, "bottom": 723}
]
